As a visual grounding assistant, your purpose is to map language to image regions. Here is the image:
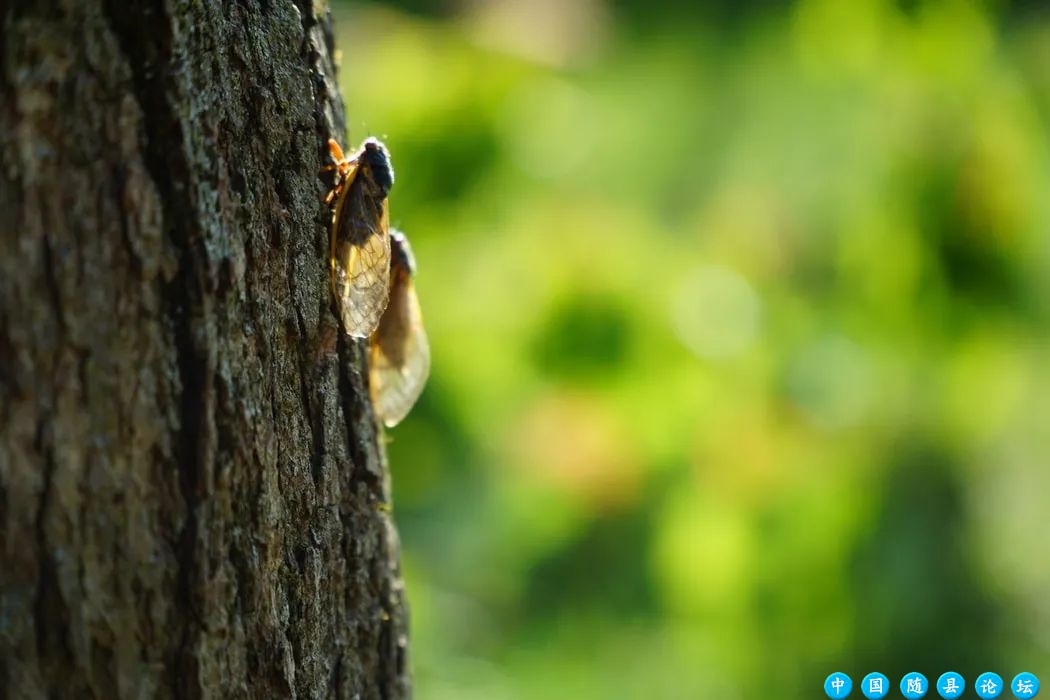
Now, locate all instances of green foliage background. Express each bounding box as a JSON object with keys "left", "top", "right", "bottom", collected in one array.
[{"left": 333, "top": 0, "right": 1050, "bottom": 696}]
